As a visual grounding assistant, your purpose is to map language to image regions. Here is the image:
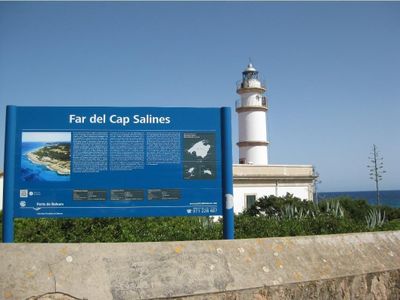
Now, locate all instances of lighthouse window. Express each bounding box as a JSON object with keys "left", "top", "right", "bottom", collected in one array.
[{"left": 246, "top": 194, "right": 257, "bottom": 209}]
